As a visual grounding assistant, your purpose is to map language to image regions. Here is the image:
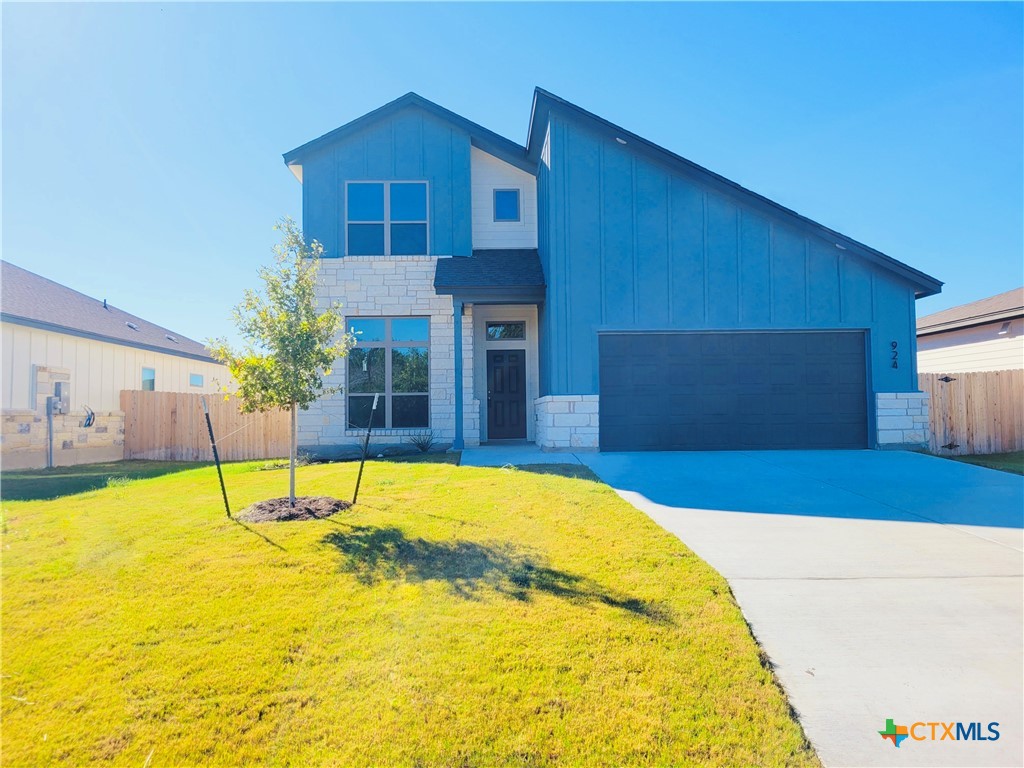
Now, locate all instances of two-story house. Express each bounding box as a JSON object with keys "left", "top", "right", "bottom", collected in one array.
[{"left": 283, "top": 89, "right": 941, "bottom": 455}]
